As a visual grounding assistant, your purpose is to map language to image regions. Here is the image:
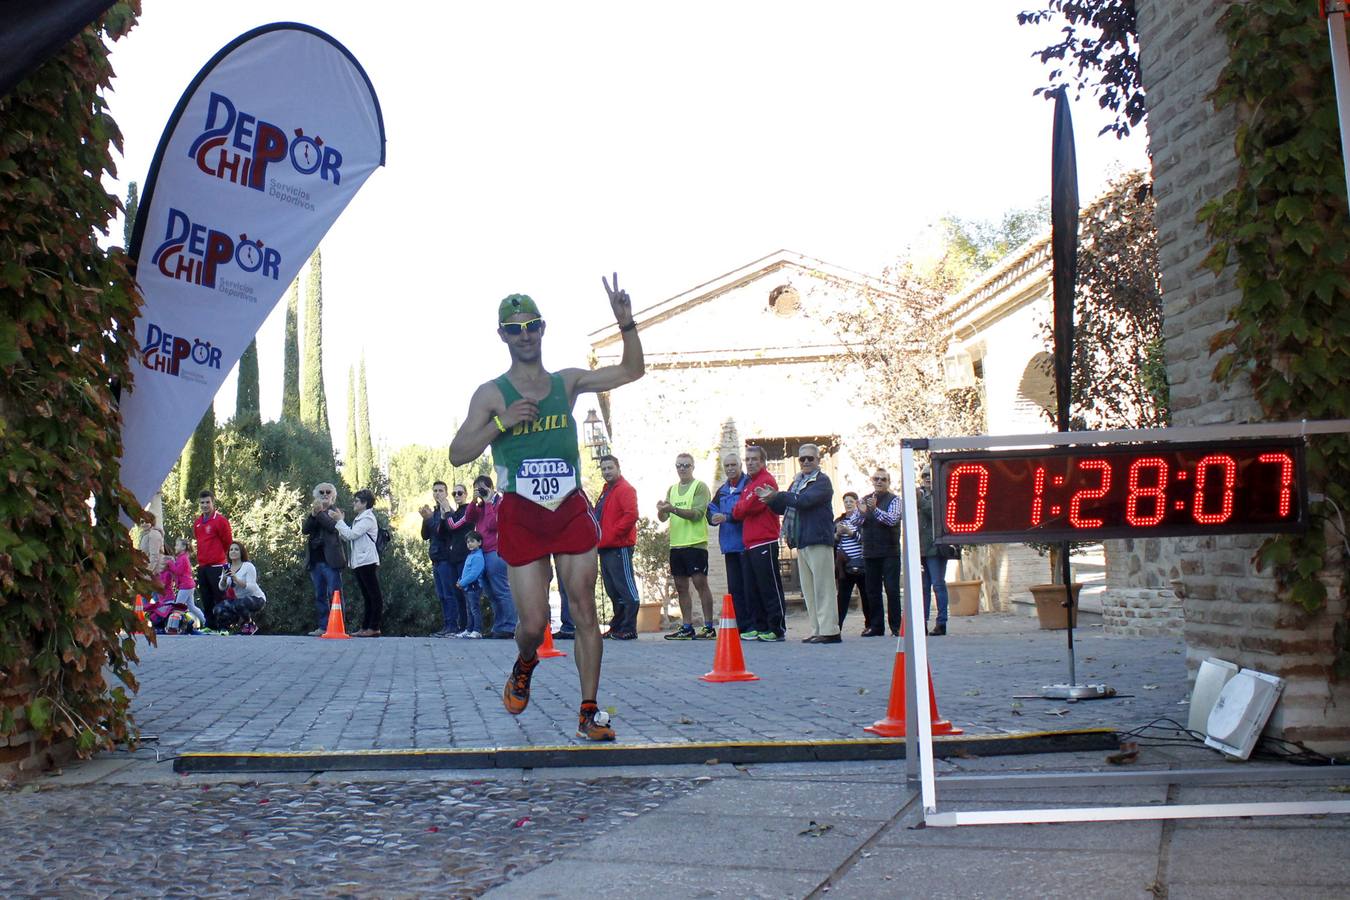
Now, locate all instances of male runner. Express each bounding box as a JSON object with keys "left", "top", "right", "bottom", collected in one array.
[{"left": 450, "top": 275, "right": 644, "bottom": 741}]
